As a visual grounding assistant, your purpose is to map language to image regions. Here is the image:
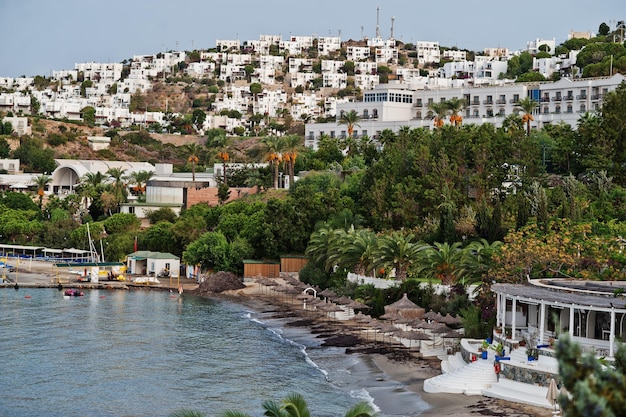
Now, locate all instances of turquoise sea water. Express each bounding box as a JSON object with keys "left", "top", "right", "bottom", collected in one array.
[{"left": 0, "top": 289, "right": 429, "bottom": 417}]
